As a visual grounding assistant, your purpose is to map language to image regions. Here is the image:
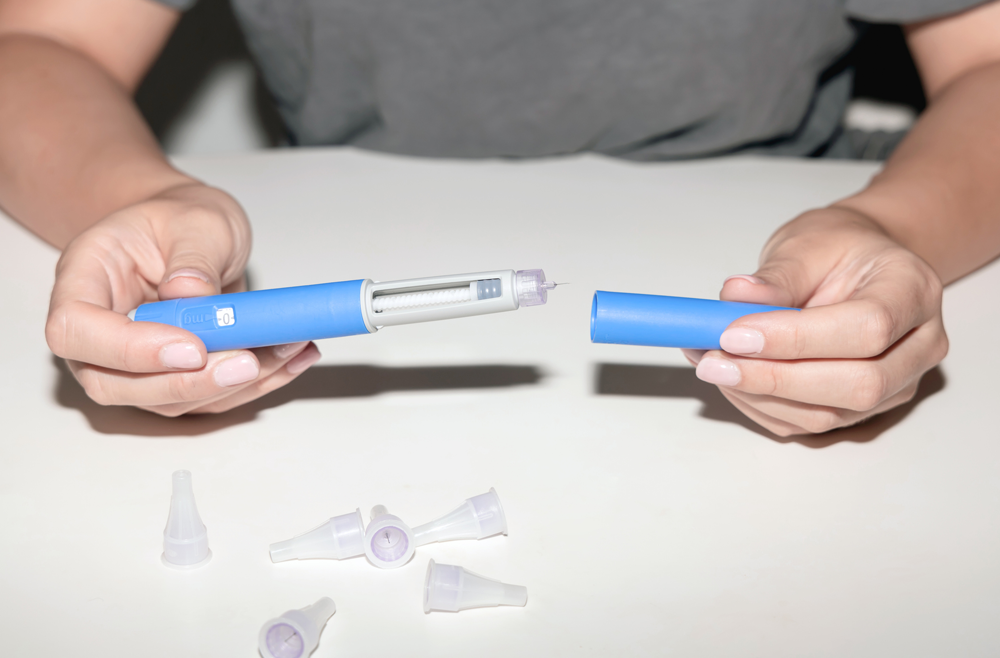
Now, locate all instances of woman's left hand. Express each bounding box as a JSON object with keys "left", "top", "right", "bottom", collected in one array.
[{"left": 684, "top": 206, "right": 949, "bottom": 436}]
